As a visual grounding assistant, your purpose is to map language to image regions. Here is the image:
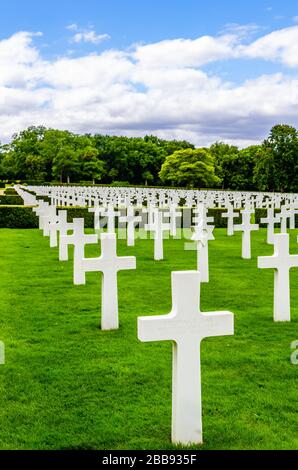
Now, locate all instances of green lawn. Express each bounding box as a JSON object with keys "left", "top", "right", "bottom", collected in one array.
[{"left": 0, "top": 227, "right": 297, "bottom": 450}]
